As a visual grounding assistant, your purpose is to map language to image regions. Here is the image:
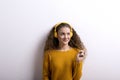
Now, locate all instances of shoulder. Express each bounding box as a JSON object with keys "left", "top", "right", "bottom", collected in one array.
[
  {"left": 72, "top": 48, "right": 81, "bottom": 53},
  {"left": 44, "top": 50, "right": 56, "bottom": 55}
]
